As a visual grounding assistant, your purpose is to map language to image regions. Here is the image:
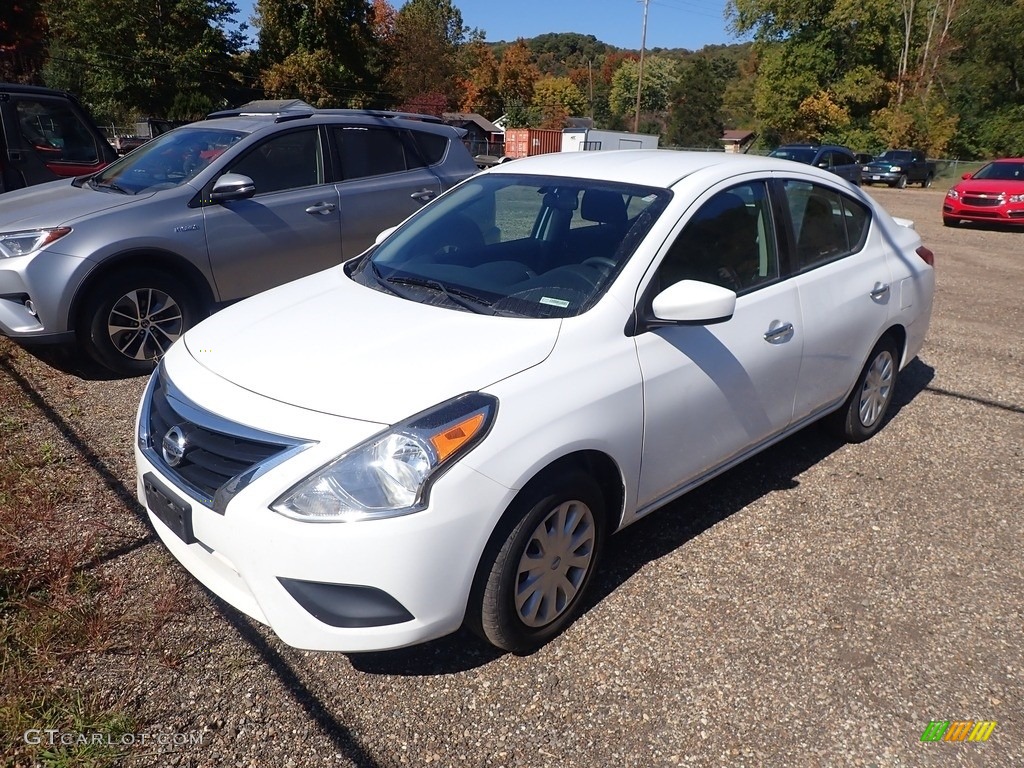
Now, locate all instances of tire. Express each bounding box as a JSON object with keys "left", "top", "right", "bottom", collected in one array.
[
  {"left": 896, "top": 174, "right": 908, "bottom": 189},
  {"left": 78, "top": 269, "right": 202, "bottom": 376},
  {"left": 469, "top": 470, "right": 606, "bottom": 653},
  {"left": 921, "top": 174, "right": 933, "bottom": 188},
  {"left": 943, "top": 216, "right": 958, "bottom": 228},
  {"left": 829, "top": 336, "right": 900, "bottom": 443}
]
